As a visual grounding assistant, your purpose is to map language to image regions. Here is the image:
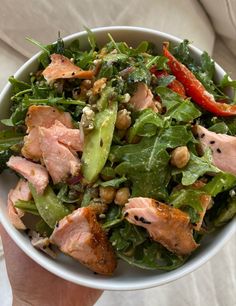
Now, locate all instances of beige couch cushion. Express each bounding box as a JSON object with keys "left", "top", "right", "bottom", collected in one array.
[{"left": 0, "top": 0, "right": 215, "bottom": 57}]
